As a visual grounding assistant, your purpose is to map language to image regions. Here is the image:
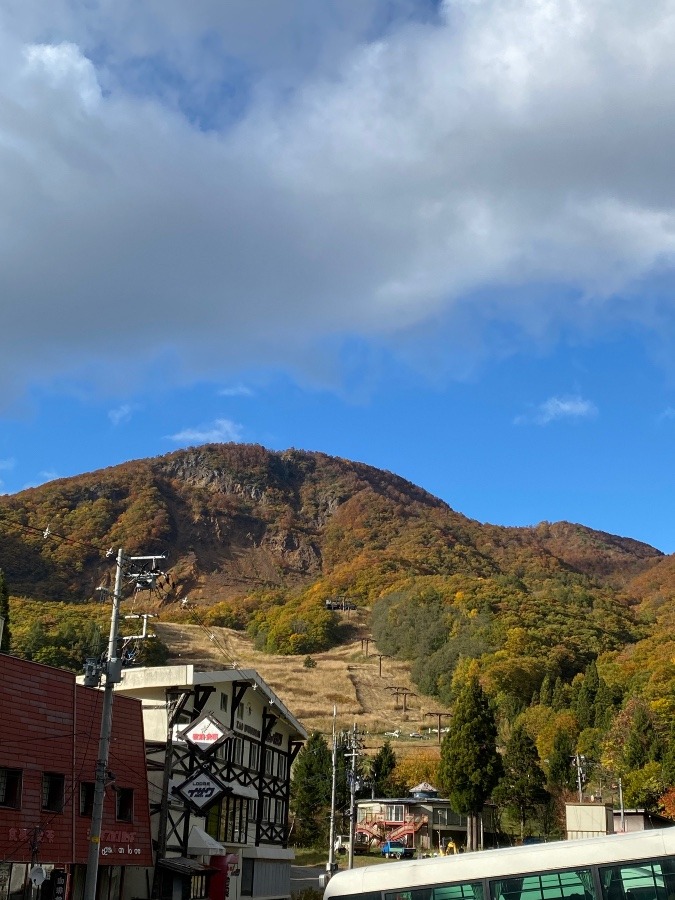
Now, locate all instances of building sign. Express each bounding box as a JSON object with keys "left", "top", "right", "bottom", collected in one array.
[
  {"left": 179, "top": 713, "right": 233, "bottom": 755},
  {"left": 7, "top": 828, "right": 55, "bottom": 843},
  {"left": 51, "top": 870, "right": 67, "bottom": 900},
  {"left": 173, "top": 769, "right": 227, "bottom": 812},
  {"left": 84, "top": 829, "right": 142, "bottom": 858}
]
